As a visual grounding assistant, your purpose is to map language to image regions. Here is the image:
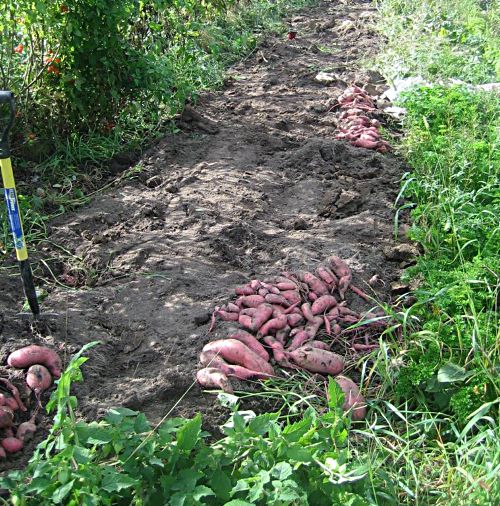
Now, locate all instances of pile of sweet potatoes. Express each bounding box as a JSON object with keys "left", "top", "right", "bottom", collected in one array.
[
  {"left": 0, "top": 345, "right": 61, "bottom": 457},
  {"left": 334, "top": 85, "right": 391, "bottom": 153},
  {"left": 197, "top": 256, "right": 386, "bottom": 421}
]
